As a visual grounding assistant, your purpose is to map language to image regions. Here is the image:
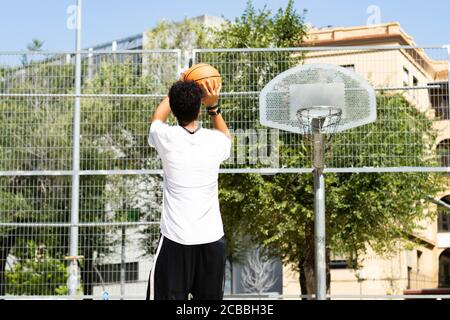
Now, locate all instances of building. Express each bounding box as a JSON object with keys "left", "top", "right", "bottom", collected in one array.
[{"left": 282, "top": 22, "right": 450, "bottom": 296}]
